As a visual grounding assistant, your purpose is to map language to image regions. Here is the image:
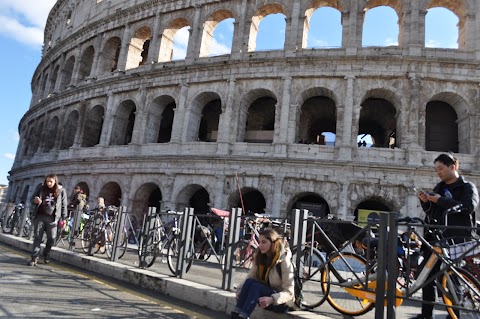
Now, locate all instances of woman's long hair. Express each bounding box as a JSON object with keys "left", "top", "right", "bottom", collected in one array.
[
  {"left": 254, "top": 229, "right": 282, "bottom": 267},
  {"left": 41, "top": 174, "right": 59, "bottom": 198}
]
